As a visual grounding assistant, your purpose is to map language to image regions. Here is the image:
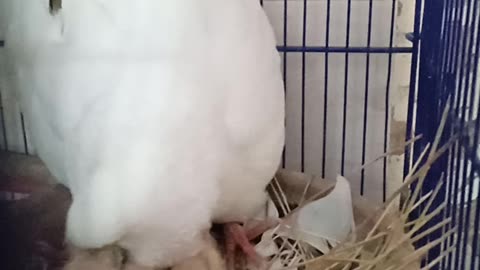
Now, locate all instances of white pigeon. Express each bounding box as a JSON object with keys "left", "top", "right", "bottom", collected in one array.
[{"left": 1, "top": 0, "right": 285, "bottom": 268}]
